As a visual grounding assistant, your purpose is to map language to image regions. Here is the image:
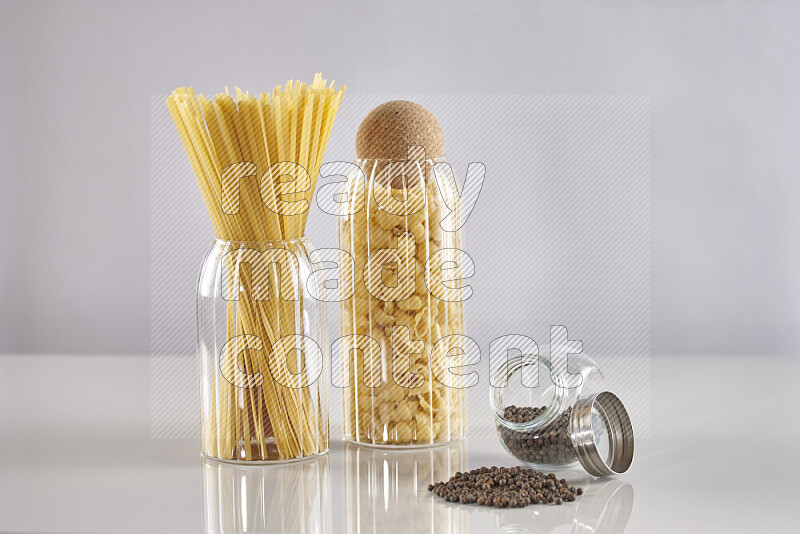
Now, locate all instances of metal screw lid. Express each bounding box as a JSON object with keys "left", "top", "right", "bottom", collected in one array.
[{"left": 569, "top": 391, "right": 634, "bottom": 476}]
